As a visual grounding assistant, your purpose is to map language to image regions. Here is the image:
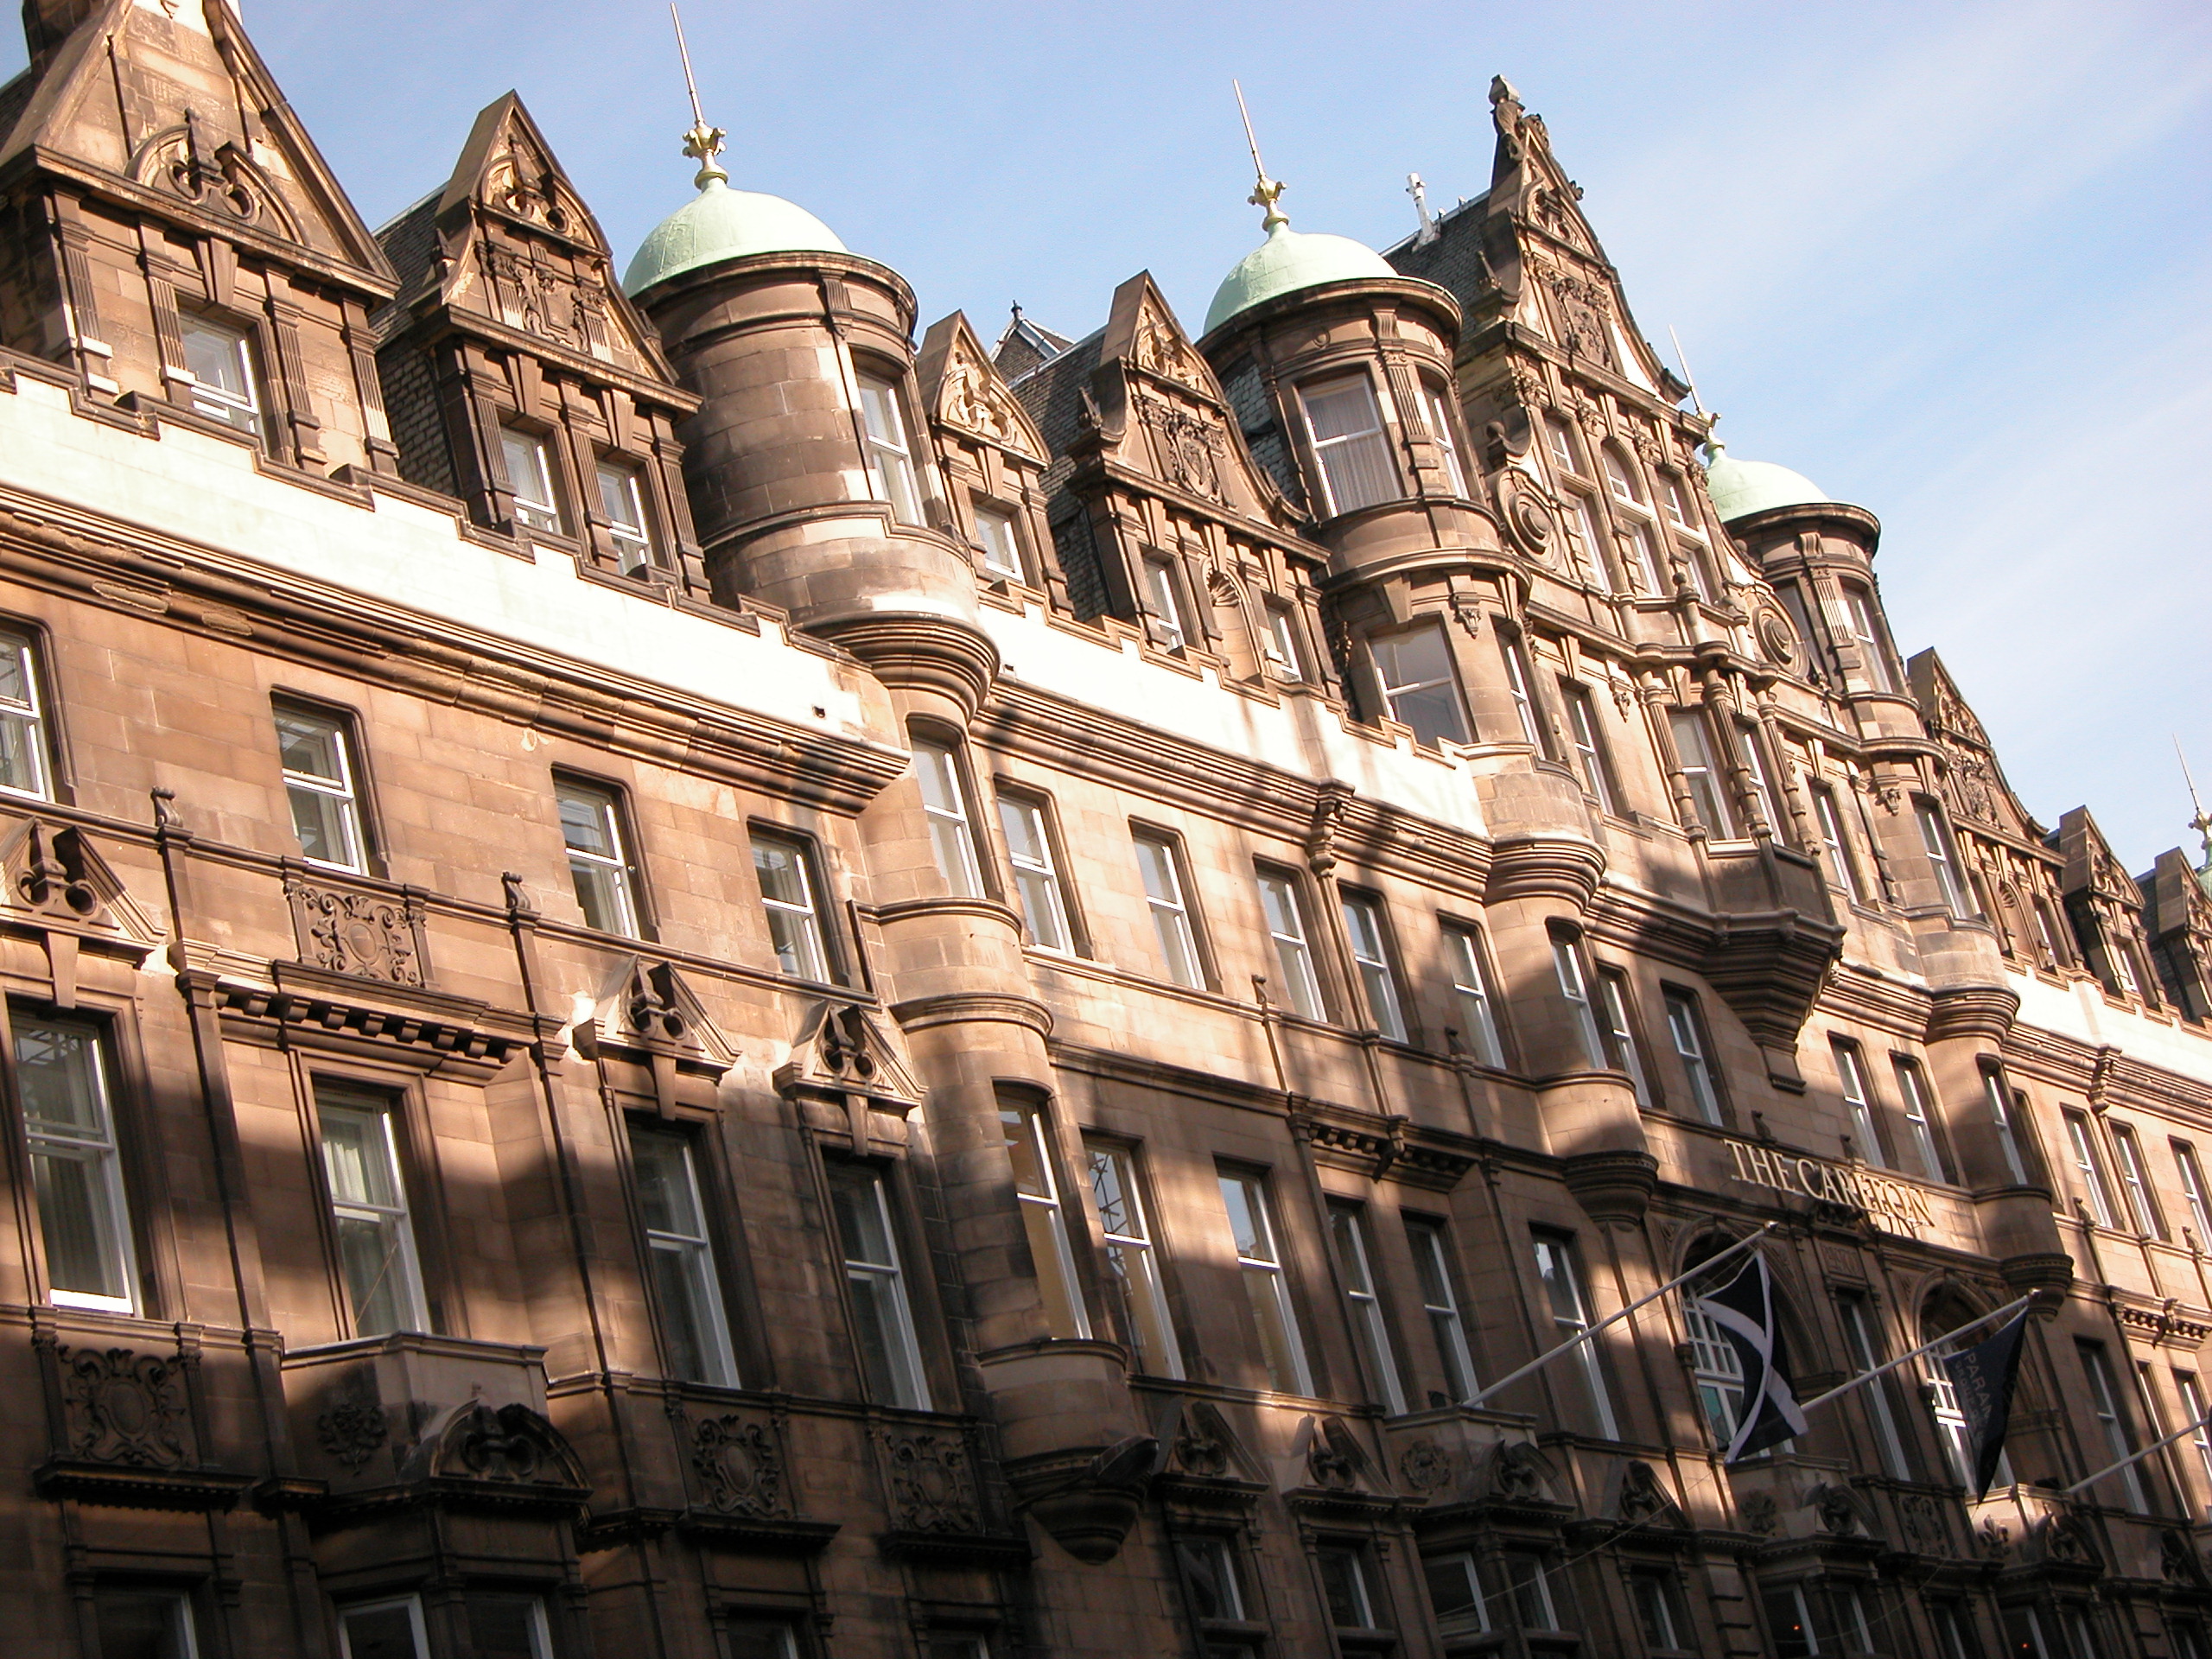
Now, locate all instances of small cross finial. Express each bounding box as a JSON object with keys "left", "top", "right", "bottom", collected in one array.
[
  {"left": 1233, "top": 80, "right": 1289, "bottom": 232},
  {"left": 670, "top": 5, "right": 727, "bottom": 188},
  {"left": 1407, "top": 173, "right": 1437, "bottom": 245}
]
